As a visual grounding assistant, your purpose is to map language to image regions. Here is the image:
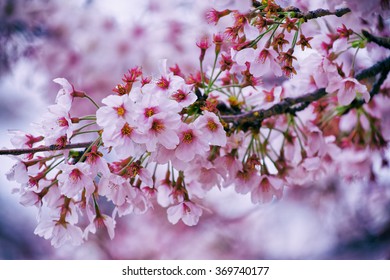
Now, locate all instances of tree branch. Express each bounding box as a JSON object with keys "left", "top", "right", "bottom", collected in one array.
[
  {"left": 362, "top": 30, "right": 390, "bottom": 49},
  {"left": 0, "top": 142, "right": 93, "bottom": 156},
  {"left": 294, "top": 7, "right": 351, "bottom": 21},
  {"left": 221, "top": 55, "right": 390, "bottom": 129}
]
